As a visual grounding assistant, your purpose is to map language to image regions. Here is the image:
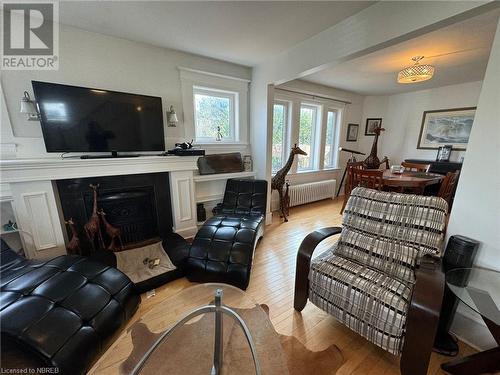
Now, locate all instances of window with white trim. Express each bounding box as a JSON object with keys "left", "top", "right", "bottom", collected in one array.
[
  {"left": 272, "top": 101, "right": 289, "bottom": 173},
  {"left": 324, "top": 109, "right": 339, "bottom": 168},
  {"left": 298, "top": 104, "right": 319, "bottom": 171},
  {"left": 193, "top": 86, "right": 238, "bottom": 143}
]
